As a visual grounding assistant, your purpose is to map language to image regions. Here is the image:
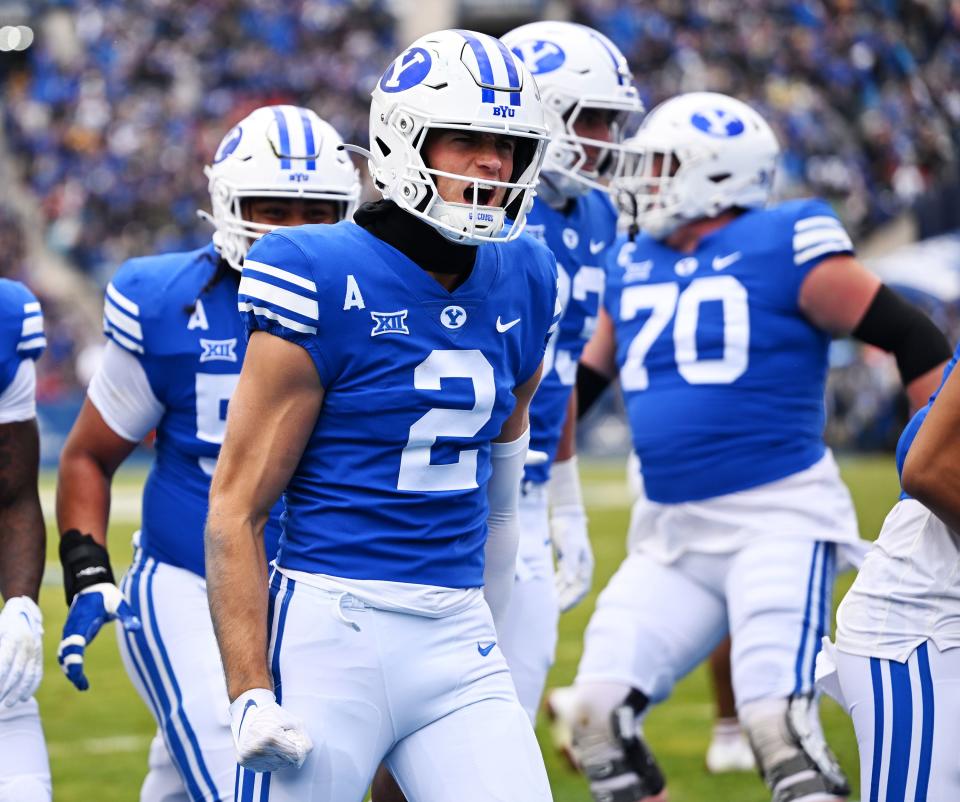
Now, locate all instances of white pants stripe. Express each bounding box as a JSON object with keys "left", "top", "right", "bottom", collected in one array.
[
  {"left": 836, "top": 641, "right": 948, "bottom": 802},
  {"left": 235, "top": 572, "right": 297, "bottom": 802},
  {"left": 792, "top": 542, "right": 836, "bottom": 696},
  {"left": 119, "top": 553, "right": 234, "bottom": 801}
]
